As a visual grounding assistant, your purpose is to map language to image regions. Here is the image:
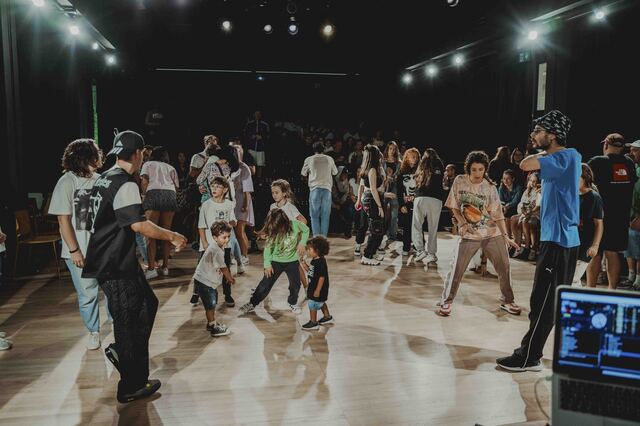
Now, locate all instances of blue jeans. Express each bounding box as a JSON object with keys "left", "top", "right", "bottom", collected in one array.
[
  {"left": 308, "top": 300, "right": 325, "bottom": 311},
  {"left": 135, "top": 233, "right": 149, "bottom": 264},
  {"left": 65, "top": 259, "right": 111, "bottom": 332},
  {"left": 194, "top": 279, "right": 218, "bottom": 310},
  {"left": 309, "top": 188, "right": 332, "bottom": 237},
  {"left": 230, "top": 229, "right": 242, "bottom": 264}
]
